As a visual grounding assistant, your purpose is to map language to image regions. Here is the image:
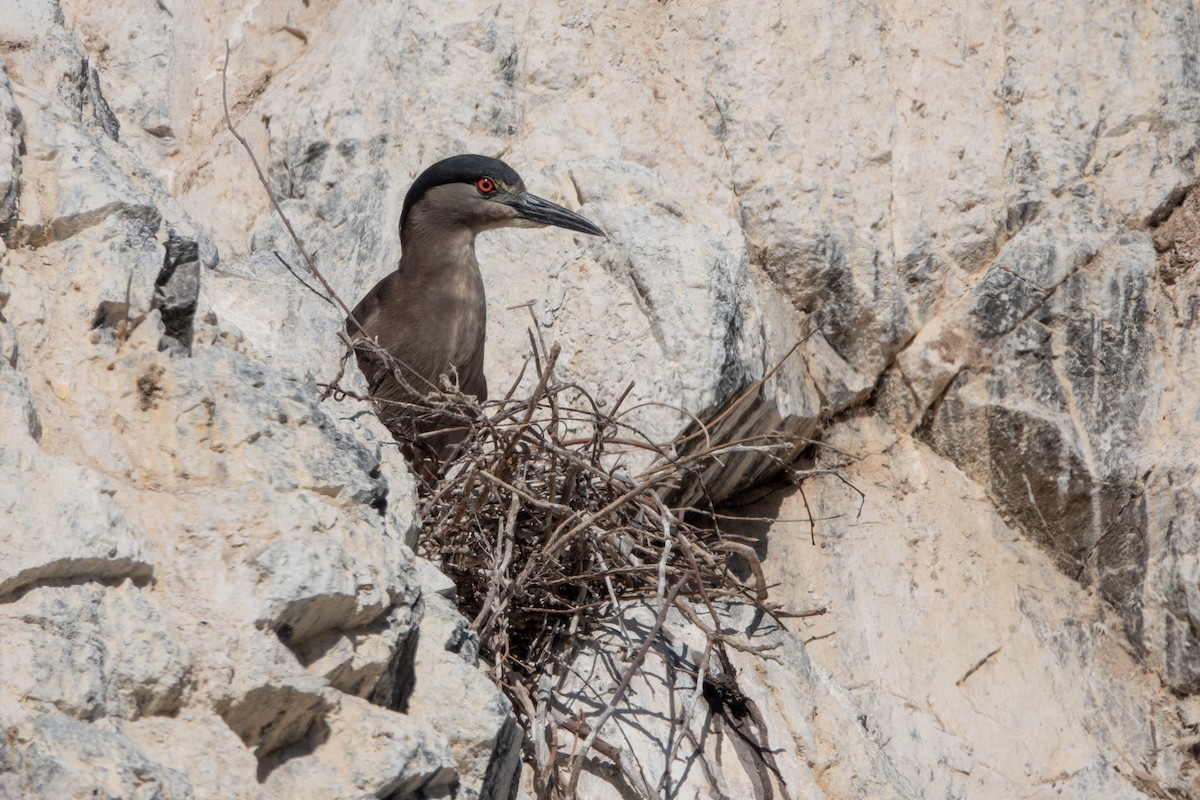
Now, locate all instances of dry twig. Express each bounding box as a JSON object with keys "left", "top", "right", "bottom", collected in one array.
[{"left": 376, "top": 330, "right": 832, "bottom": 797}]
